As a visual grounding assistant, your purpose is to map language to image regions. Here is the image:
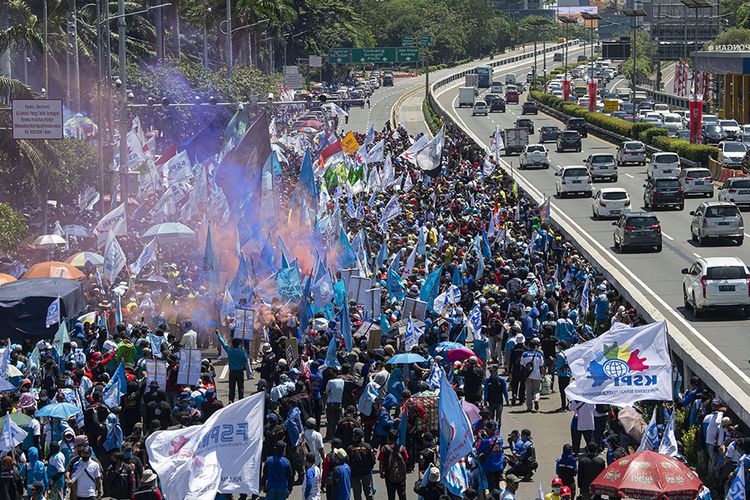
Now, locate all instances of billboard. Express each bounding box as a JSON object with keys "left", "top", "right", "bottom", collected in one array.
[
  {"left": 555, "top": 5, "right": 599, "bottom": 24},
  {"left": 602, "top": 41, "right": 631, "bottom": 59}
]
